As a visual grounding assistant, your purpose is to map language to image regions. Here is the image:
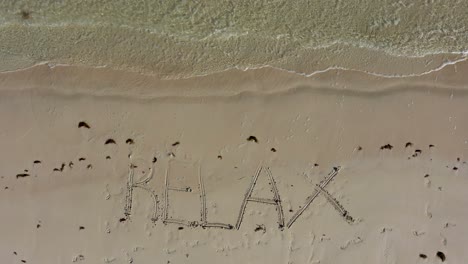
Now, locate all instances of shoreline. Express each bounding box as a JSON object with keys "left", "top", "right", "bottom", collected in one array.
[{"left": 1, "top": 59, "right": 468, "bottom": 100}]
